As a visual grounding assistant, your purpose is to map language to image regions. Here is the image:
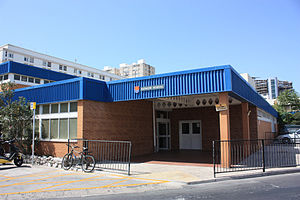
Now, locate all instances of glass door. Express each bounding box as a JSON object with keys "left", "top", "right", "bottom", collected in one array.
[{"left": 156, "top": 118, "right": 171, "bottom": 150}]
